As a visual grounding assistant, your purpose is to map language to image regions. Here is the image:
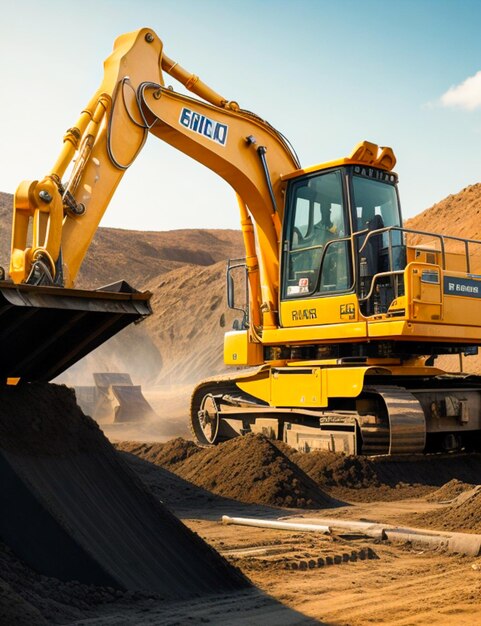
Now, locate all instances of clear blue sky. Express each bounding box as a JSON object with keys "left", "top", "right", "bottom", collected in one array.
[{"left": 1, "top": 0, "right": 480, "bottom": 230}]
